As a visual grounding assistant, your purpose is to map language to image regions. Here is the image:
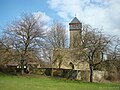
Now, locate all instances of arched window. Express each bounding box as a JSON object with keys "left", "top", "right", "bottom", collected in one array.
[{"left": 69, "top": 62, "right": 74, "bottom": 69}]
